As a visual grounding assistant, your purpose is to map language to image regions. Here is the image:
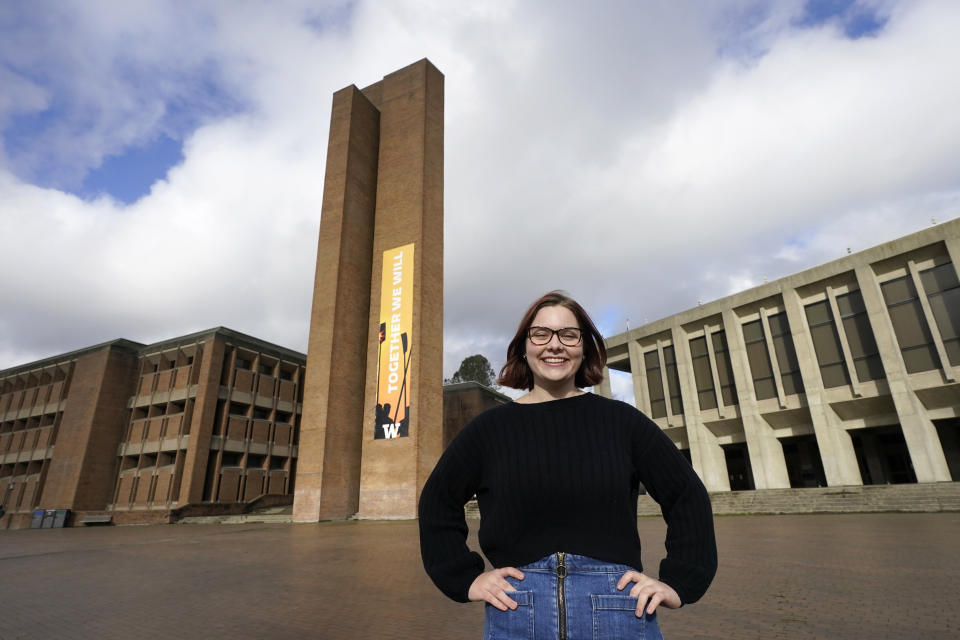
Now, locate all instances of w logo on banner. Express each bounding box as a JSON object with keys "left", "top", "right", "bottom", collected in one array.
[{"left": 381, "top": 423, "right": 401, "bottom": 439}]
